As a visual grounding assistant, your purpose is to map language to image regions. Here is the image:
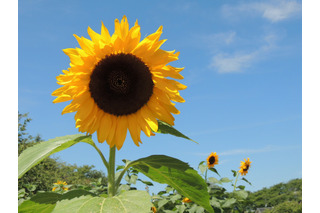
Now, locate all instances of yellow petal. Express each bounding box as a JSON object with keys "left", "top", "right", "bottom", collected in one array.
[
  {"left": 87, "top": 26, "right": 101, "bottom": 45},
  {"left": 61, "top": 101, "right": 80, "bottom": 114},
  {"left": 53, "top": 95, "right": 72, "bottom": 103},
  {"left": 101, "top": 21, "right": 111, "bottom": 44},
  {"left": 73, "top": 34, "right": 95, "bottom": 55},
  {"left": 113, "top": 116, "right": 128, "bottom": 150},
  {"left": 137, "top": 110, "right": 152, "bottom": 137},
  {"left": 127, "top": 114, "right": 141, "bottom": 146},
  {"left": 106, "top": 115, "right": 117, "bottom": 147},
  {"left": 141, "top": 106, "right": 158, "bottom": 132},
  {"left": 97, "top": 113, "right": 111, "bottom": 143}
]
